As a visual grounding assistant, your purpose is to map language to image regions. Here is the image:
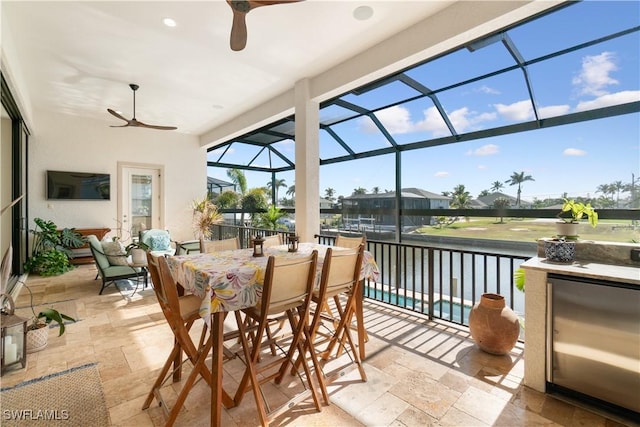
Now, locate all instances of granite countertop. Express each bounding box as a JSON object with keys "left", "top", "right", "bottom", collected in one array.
[{"left": 521, "top": 256, "right": 640, "bottom": 286}]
